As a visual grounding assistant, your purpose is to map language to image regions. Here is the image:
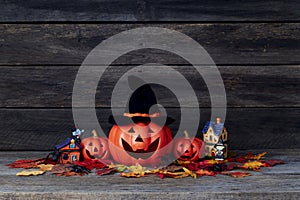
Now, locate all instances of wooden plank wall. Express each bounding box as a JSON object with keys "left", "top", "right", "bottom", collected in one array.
[{"left": 0, "top": 0, "right": 299, "bottom": 150}]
